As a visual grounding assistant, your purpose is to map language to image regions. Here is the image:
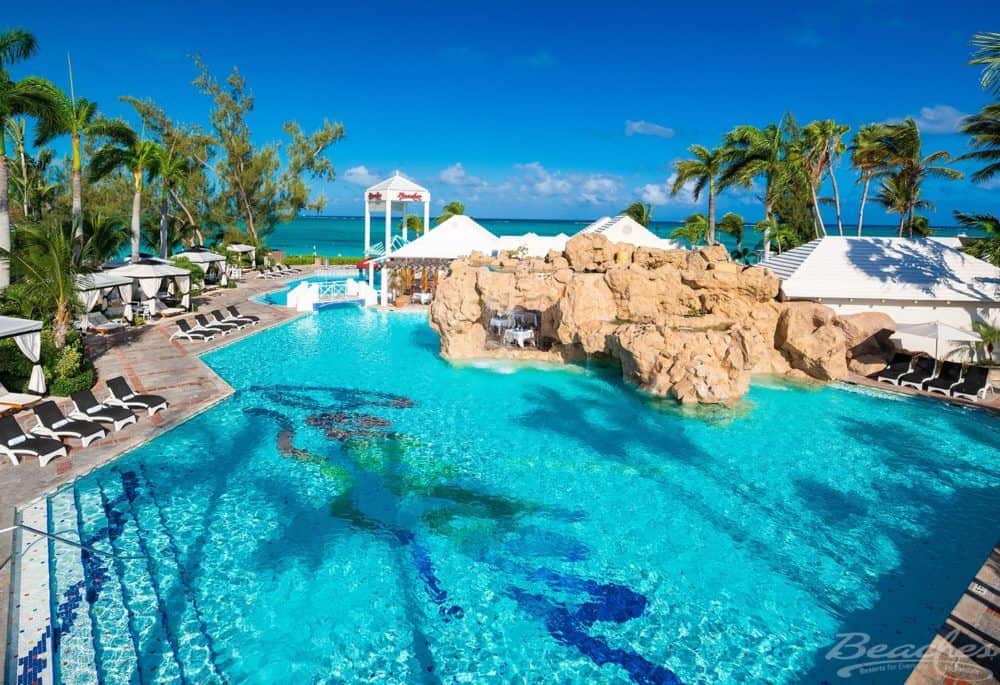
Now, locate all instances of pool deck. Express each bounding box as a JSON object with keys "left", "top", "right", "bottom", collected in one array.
[
  {"left": 843, "top": 373, "right": 1000, "bottom": 416},
  {"left": 0, "top": 267, "right": 327, "bottom": 663}
]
